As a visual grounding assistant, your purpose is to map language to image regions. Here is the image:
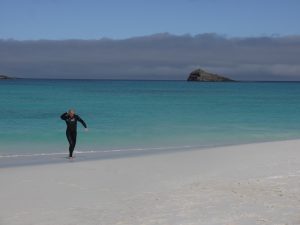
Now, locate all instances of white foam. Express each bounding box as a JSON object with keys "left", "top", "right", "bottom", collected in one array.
[{"left": 0, "top": 144, "right": 205, "bottom": 159}]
